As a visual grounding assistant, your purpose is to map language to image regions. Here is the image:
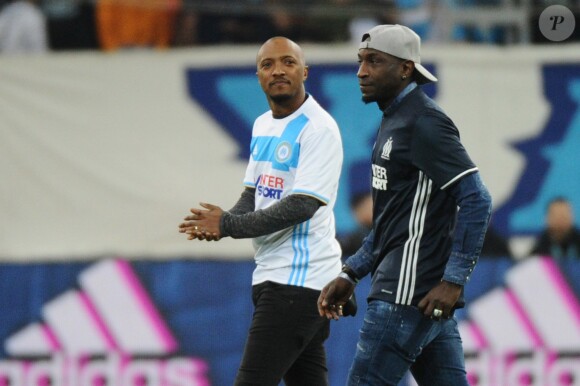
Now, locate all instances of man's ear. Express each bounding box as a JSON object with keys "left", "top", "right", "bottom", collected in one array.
[
  {"left": 402, "top": 60, "right": 415, "bottom": 79},
  {"left": 303, "top": 65, "right": 309, "bottom": 81}
]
